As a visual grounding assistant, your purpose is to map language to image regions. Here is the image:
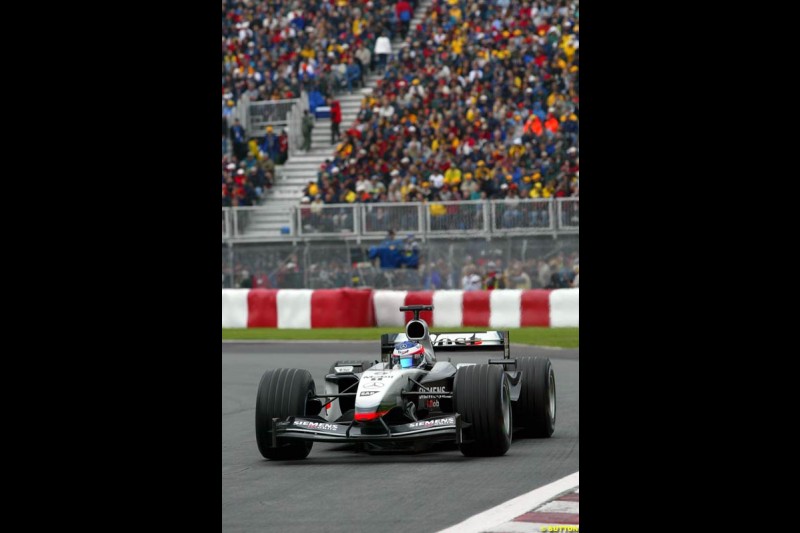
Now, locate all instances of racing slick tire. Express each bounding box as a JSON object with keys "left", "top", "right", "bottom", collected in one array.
[
  {"left": 328, "top": 360, "right": 374, "bottom": 375},
  {"left": 513, "top": 356, "right": 556, "bottom": 438},
  {"left": 454, "top": 364, "right": 512, "bottom": 457},
  {"left": 255, "top": 368, "right": 316, "bottom": 460}
]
